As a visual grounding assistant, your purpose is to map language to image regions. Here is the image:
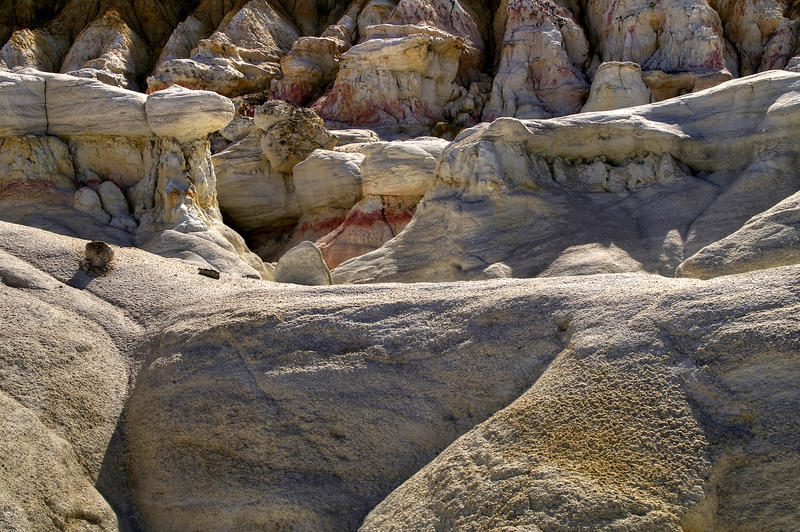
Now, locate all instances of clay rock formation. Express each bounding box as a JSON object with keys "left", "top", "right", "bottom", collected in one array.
[
  {"left": 4, "top": 219, "right": 793, "bottom": 531},
  {"left": 483, "top": 0, "right": 590, "bottom": 121},
  {"left": 4, "top": 0, "right": 800, "bottom": 132},
  {"left": 581, "top": 61, "right": 652, "bottom": 112},
  {"left": 318, "top": 137, "right": 448, "bottom": 267},
  {"left": 213, "top": 100, "right": 337, "bottom": 259},
  {"left": 334, "top": 71, "right": 800, "bottom": 283},
  {"left": 0, "top": 69, "right": 267, "bottom": 278},
  {"left": 5, "top": 3, "right": 800, "bottom": 532},
  {"left": 147, "top": 0, "right": 300, "bottom": 96}
]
